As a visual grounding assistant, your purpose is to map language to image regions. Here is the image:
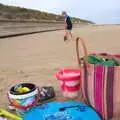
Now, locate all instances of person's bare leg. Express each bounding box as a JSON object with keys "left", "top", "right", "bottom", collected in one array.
[
  {"left": 69, "top": 31, "right": 72, "bottom": 38},
  {"left": 64, "top": 30, "right": 69, "bottom": 41}
]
